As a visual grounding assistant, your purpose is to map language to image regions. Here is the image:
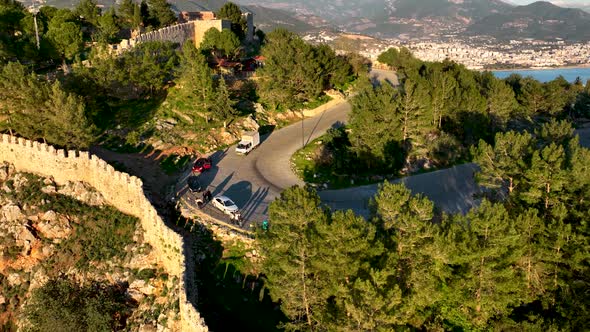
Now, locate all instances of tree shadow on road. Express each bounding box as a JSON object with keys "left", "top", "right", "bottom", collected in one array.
[
  {"left": 211, "top": 172, "right": 235, "bottom": 197},
  {"left": 222, "top": 182, "right": 270, "bottom": 226},
  {"left": 303, "top": 109, "right": 328, "bottom": 146},
  {"left": 241, "top": 187, "right": 270, "bottom": 222}
]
